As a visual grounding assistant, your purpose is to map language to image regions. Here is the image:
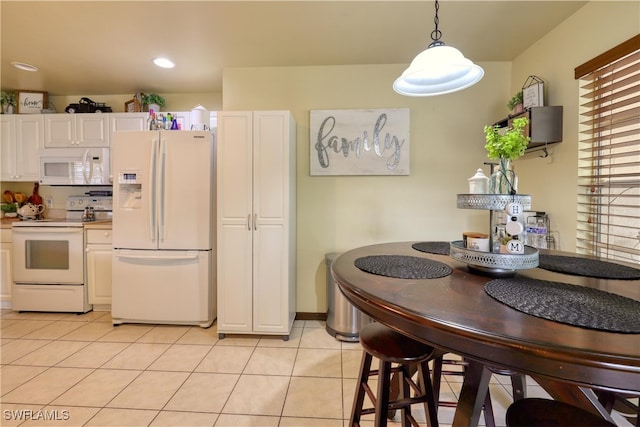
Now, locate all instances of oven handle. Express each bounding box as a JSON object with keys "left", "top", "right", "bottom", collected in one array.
[{"left": 12, "top": 227, "right": 83, "bottom": 234}]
